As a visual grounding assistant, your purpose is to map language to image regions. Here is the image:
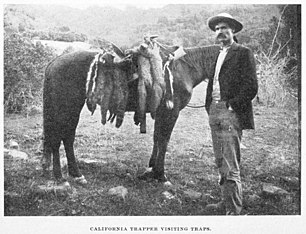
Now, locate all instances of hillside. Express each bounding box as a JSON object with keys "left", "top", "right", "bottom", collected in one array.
[{"left": 4, "top": 4, "right": 280, "bottom": 47}]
